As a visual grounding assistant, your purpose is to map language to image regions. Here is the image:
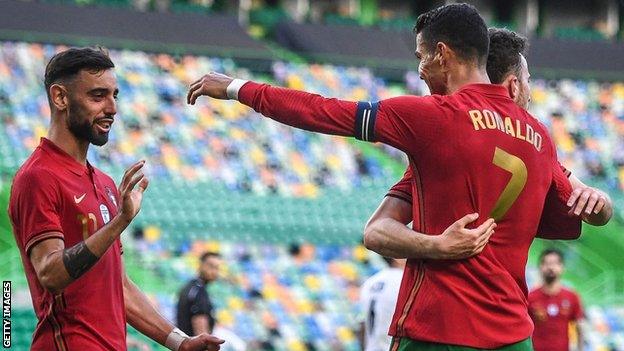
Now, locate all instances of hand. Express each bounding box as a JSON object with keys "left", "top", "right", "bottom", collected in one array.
[
  {"left": 187, "top": 72, "right": 235, "bottom": 104},
  {"left": 179, "top": 334, "right": 225, "bottom": 351},
  {"left": 433, "top": 213, "right": 496, "bottom": 260},
  {"left": 567, "top": 186, "right": 609, "bottom": 218},
  {"left": 118, "top": 160, "right": 149, "bottom": 223}
]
